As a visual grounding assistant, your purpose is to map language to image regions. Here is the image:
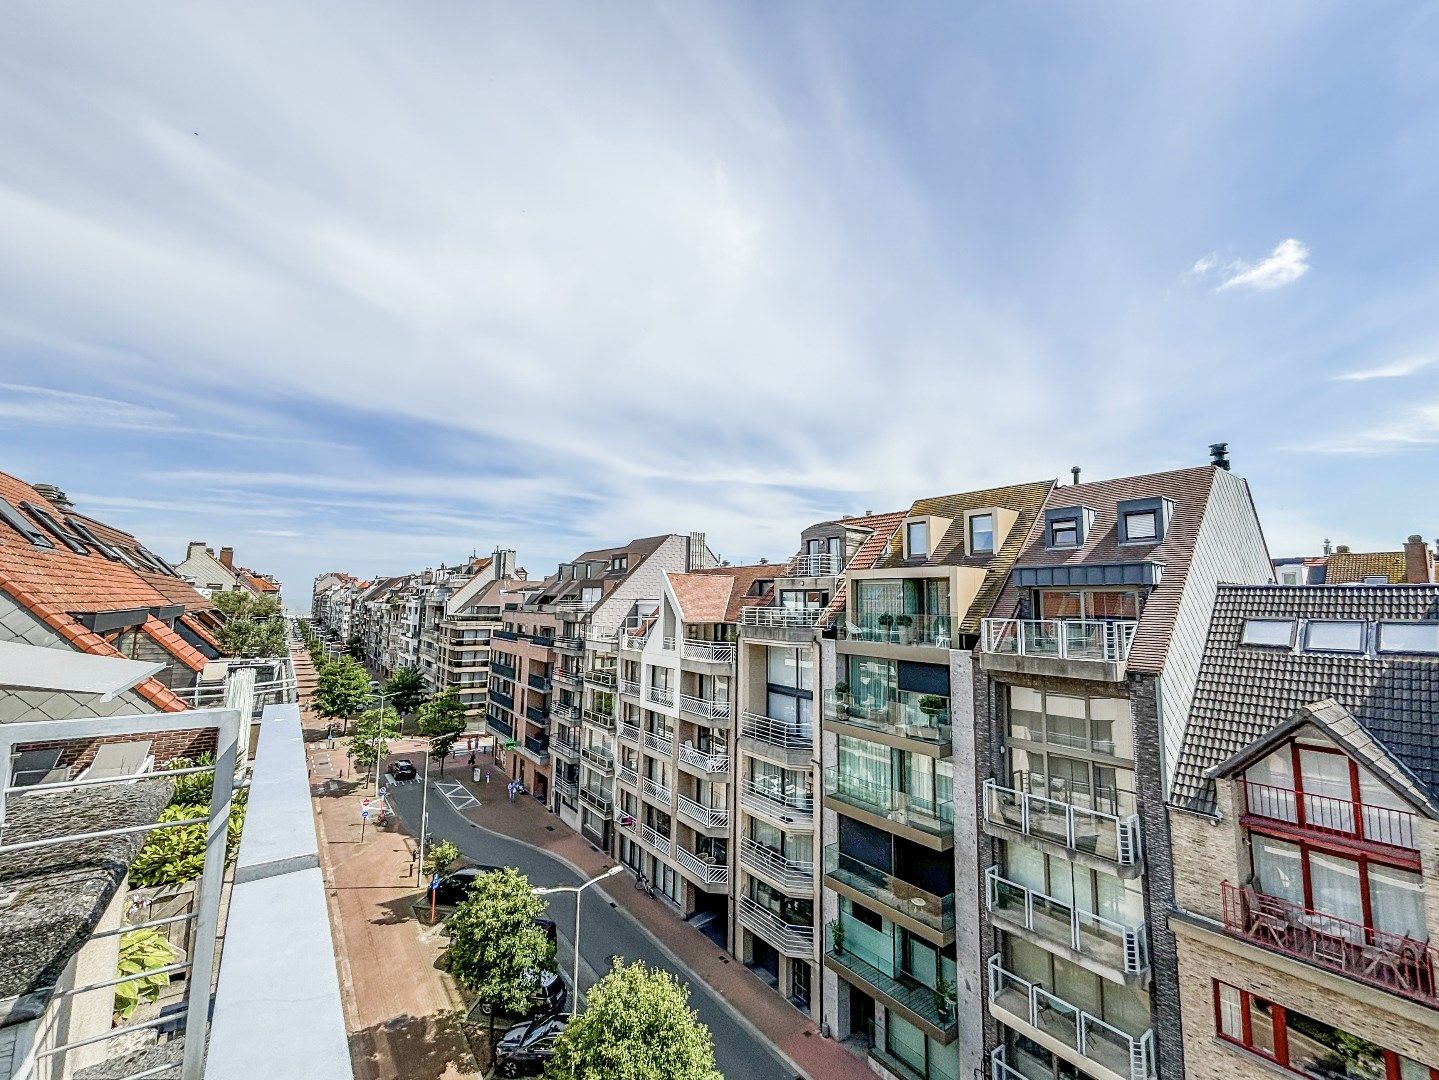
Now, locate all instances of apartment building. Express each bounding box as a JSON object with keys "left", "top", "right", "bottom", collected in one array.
[
  {"left": 175, "top": 540, "right": 282, "bottom": 602},
  {"left": 487, "top": 577, "right": 559, "bottom": 802},
  {"left": 1166, "top": 584, "right": 1439, "bottom": 1080},
  {"left": 417, "top": 558, "right": 493, "bottom": 689},
  {"left": 430, "top": 552, "right": 521, "bottom": 726},
  {"left": 976, "top": 462, "right": 1273, "bottom": 1080}
]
